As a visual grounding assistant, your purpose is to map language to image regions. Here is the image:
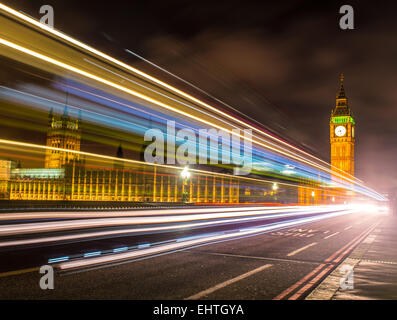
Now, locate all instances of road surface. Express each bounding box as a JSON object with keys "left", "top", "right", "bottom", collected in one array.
[{"left": 0, "top": 207, "right": 383, "bottom": 299}]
